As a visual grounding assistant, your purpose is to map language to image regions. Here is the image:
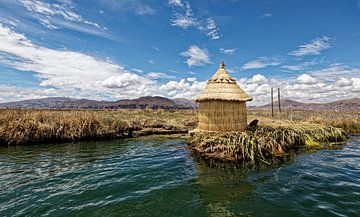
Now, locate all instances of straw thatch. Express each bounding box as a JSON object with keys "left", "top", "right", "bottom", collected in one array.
[
  {"left": 196, "top": 62, "right": 252, "bottom": 102},
  {"left": 196, "top": 62, "right": 252, "bottom": 132}
]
